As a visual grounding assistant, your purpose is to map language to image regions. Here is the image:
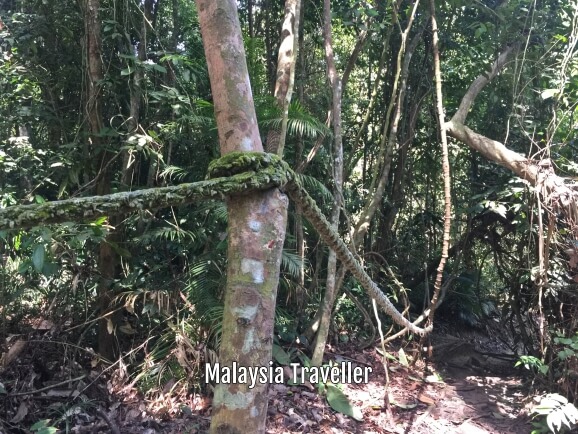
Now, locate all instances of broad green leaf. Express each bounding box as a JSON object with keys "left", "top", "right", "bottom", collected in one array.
[
  {"left": 272, "top": 344, "right": 292, "bottom": 365},
  {"left": 90, "top": 216, "right": 108, "bottom": 226},
  {"left": 326, "top": 384, "right": 363, "bottom": 421},
  {"left": 41, "top": 261, "right": 58, "bottom": 277},
  {"left": 398, "top": 348, "right": 409, "bottom": 367},
  {"left": 31, "top": 420, "right": 48, "bottom": 430},
  {"left": 30, "top": 419, "right": 56, "bottom": 432},
  {"left": 180, "top": 405, "right": 193, "bottom": 416},
  {"left": 541, "top": 88, "right": 558, "bottom": 100},
  {"left": 151, "top": 63, "right": 167, "bottom": 73},
  {"left": 108, "top": 242, "right": 131, "bottom": 258},
  {"left": 31, "top": 245, "right": 45, "bottom": 273}
]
